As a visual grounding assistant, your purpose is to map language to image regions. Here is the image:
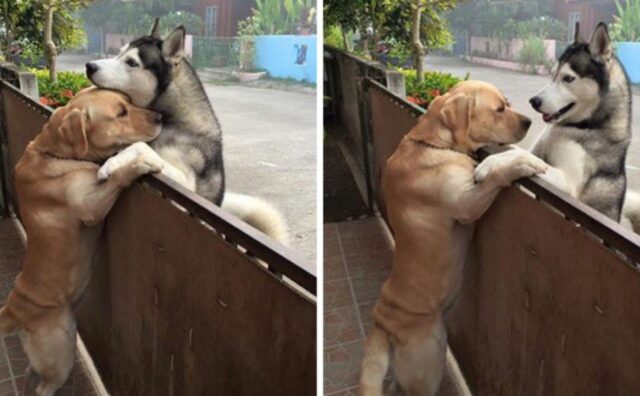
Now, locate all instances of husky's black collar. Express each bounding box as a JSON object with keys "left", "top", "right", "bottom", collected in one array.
[{"left": 561, "top": 112, "right": 611, "bottom": 130}]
